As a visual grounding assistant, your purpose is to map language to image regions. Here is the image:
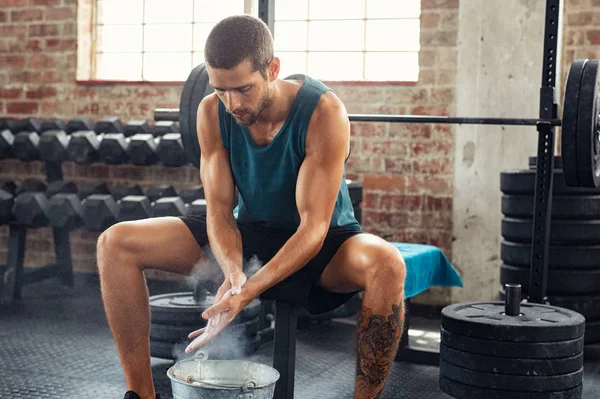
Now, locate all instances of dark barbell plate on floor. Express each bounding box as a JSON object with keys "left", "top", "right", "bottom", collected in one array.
[
  {"left": 179, "top": 64, "right": 211, "bottom": 168},
  {"left": 441, "top": 328, "right": 584, "bottom": 359},
  {"left": 501, "top": 194, "right": 600, "bottom": 219},
  {"left": 150, "top": 316, "right": 260, "bottom": 342},
  {"left": 502, "top": 217, "right": 600, "bottom": 244},
  {"left": 440, "top": 345, "right": 583, "bottom": 376},
  {"left": 499, "top": 290, "right": 600, "bottom": 320},
  {"left": 500, "top": 264, "right": 600, "bottom": 295},
  {"left": 439, "top": 376, "right": 583, "bottom": 399},
  {"left": 576, "top": 59, "right": 600, "bottom": 187},
  {"left": 500, "top": 170, "right": 600, "bottom": 195},
  {"left": 151, "top": 334, "right": 261, "bottom": 360},
  {"left": 440, "top": 360, "right": 583, "bottom": 392},
  {"left": 585, "top": 319, "right": 600, "bottom": 344},
  {"left": 150, "top": 292, "right": 261, "bottom": 325},
  {"left": 501, "top": 241, "right": 600, "bottom": 268},
  {"left": 562, "top": 59, "right": 588, "bottom": 188},
  {"left": 441, "top": 302, "right": 585, "bottom": 342}
]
